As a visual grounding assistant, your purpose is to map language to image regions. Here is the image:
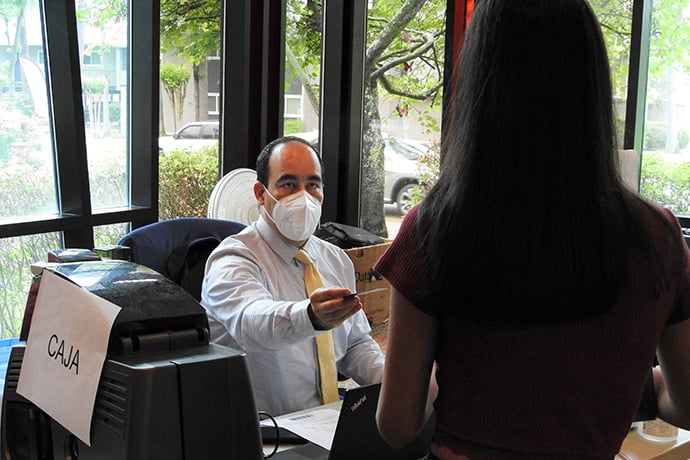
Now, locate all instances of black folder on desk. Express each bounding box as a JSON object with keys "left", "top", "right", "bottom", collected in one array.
[{"left": 273, "top": 383, "right": 435, "bottom": 460}]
